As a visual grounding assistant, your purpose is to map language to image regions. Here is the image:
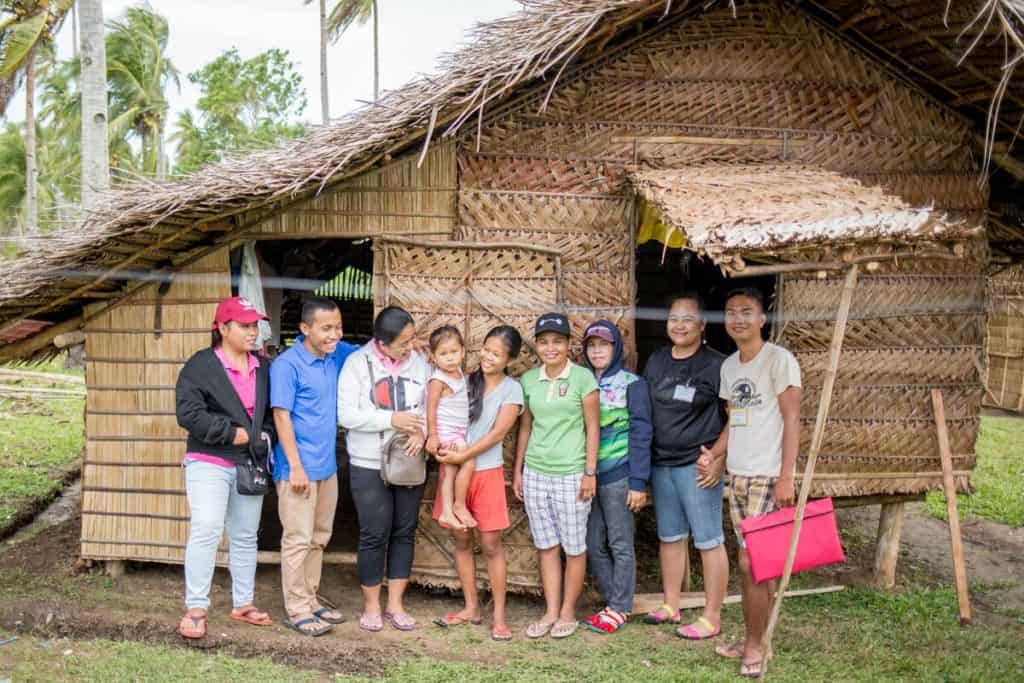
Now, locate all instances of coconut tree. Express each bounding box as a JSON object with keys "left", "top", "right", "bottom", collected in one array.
[
  {"left": 304, "top": 0, "right": 379, "bottom": 122},
  {"left": 78, "top": 0, "right": 106, "bottom": 209},
  {"left": 0, "top": 0, "right": 74, "bottom": 234},
  {"left": 105, "top": 5, "right": 179, "bottom": 180}
]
